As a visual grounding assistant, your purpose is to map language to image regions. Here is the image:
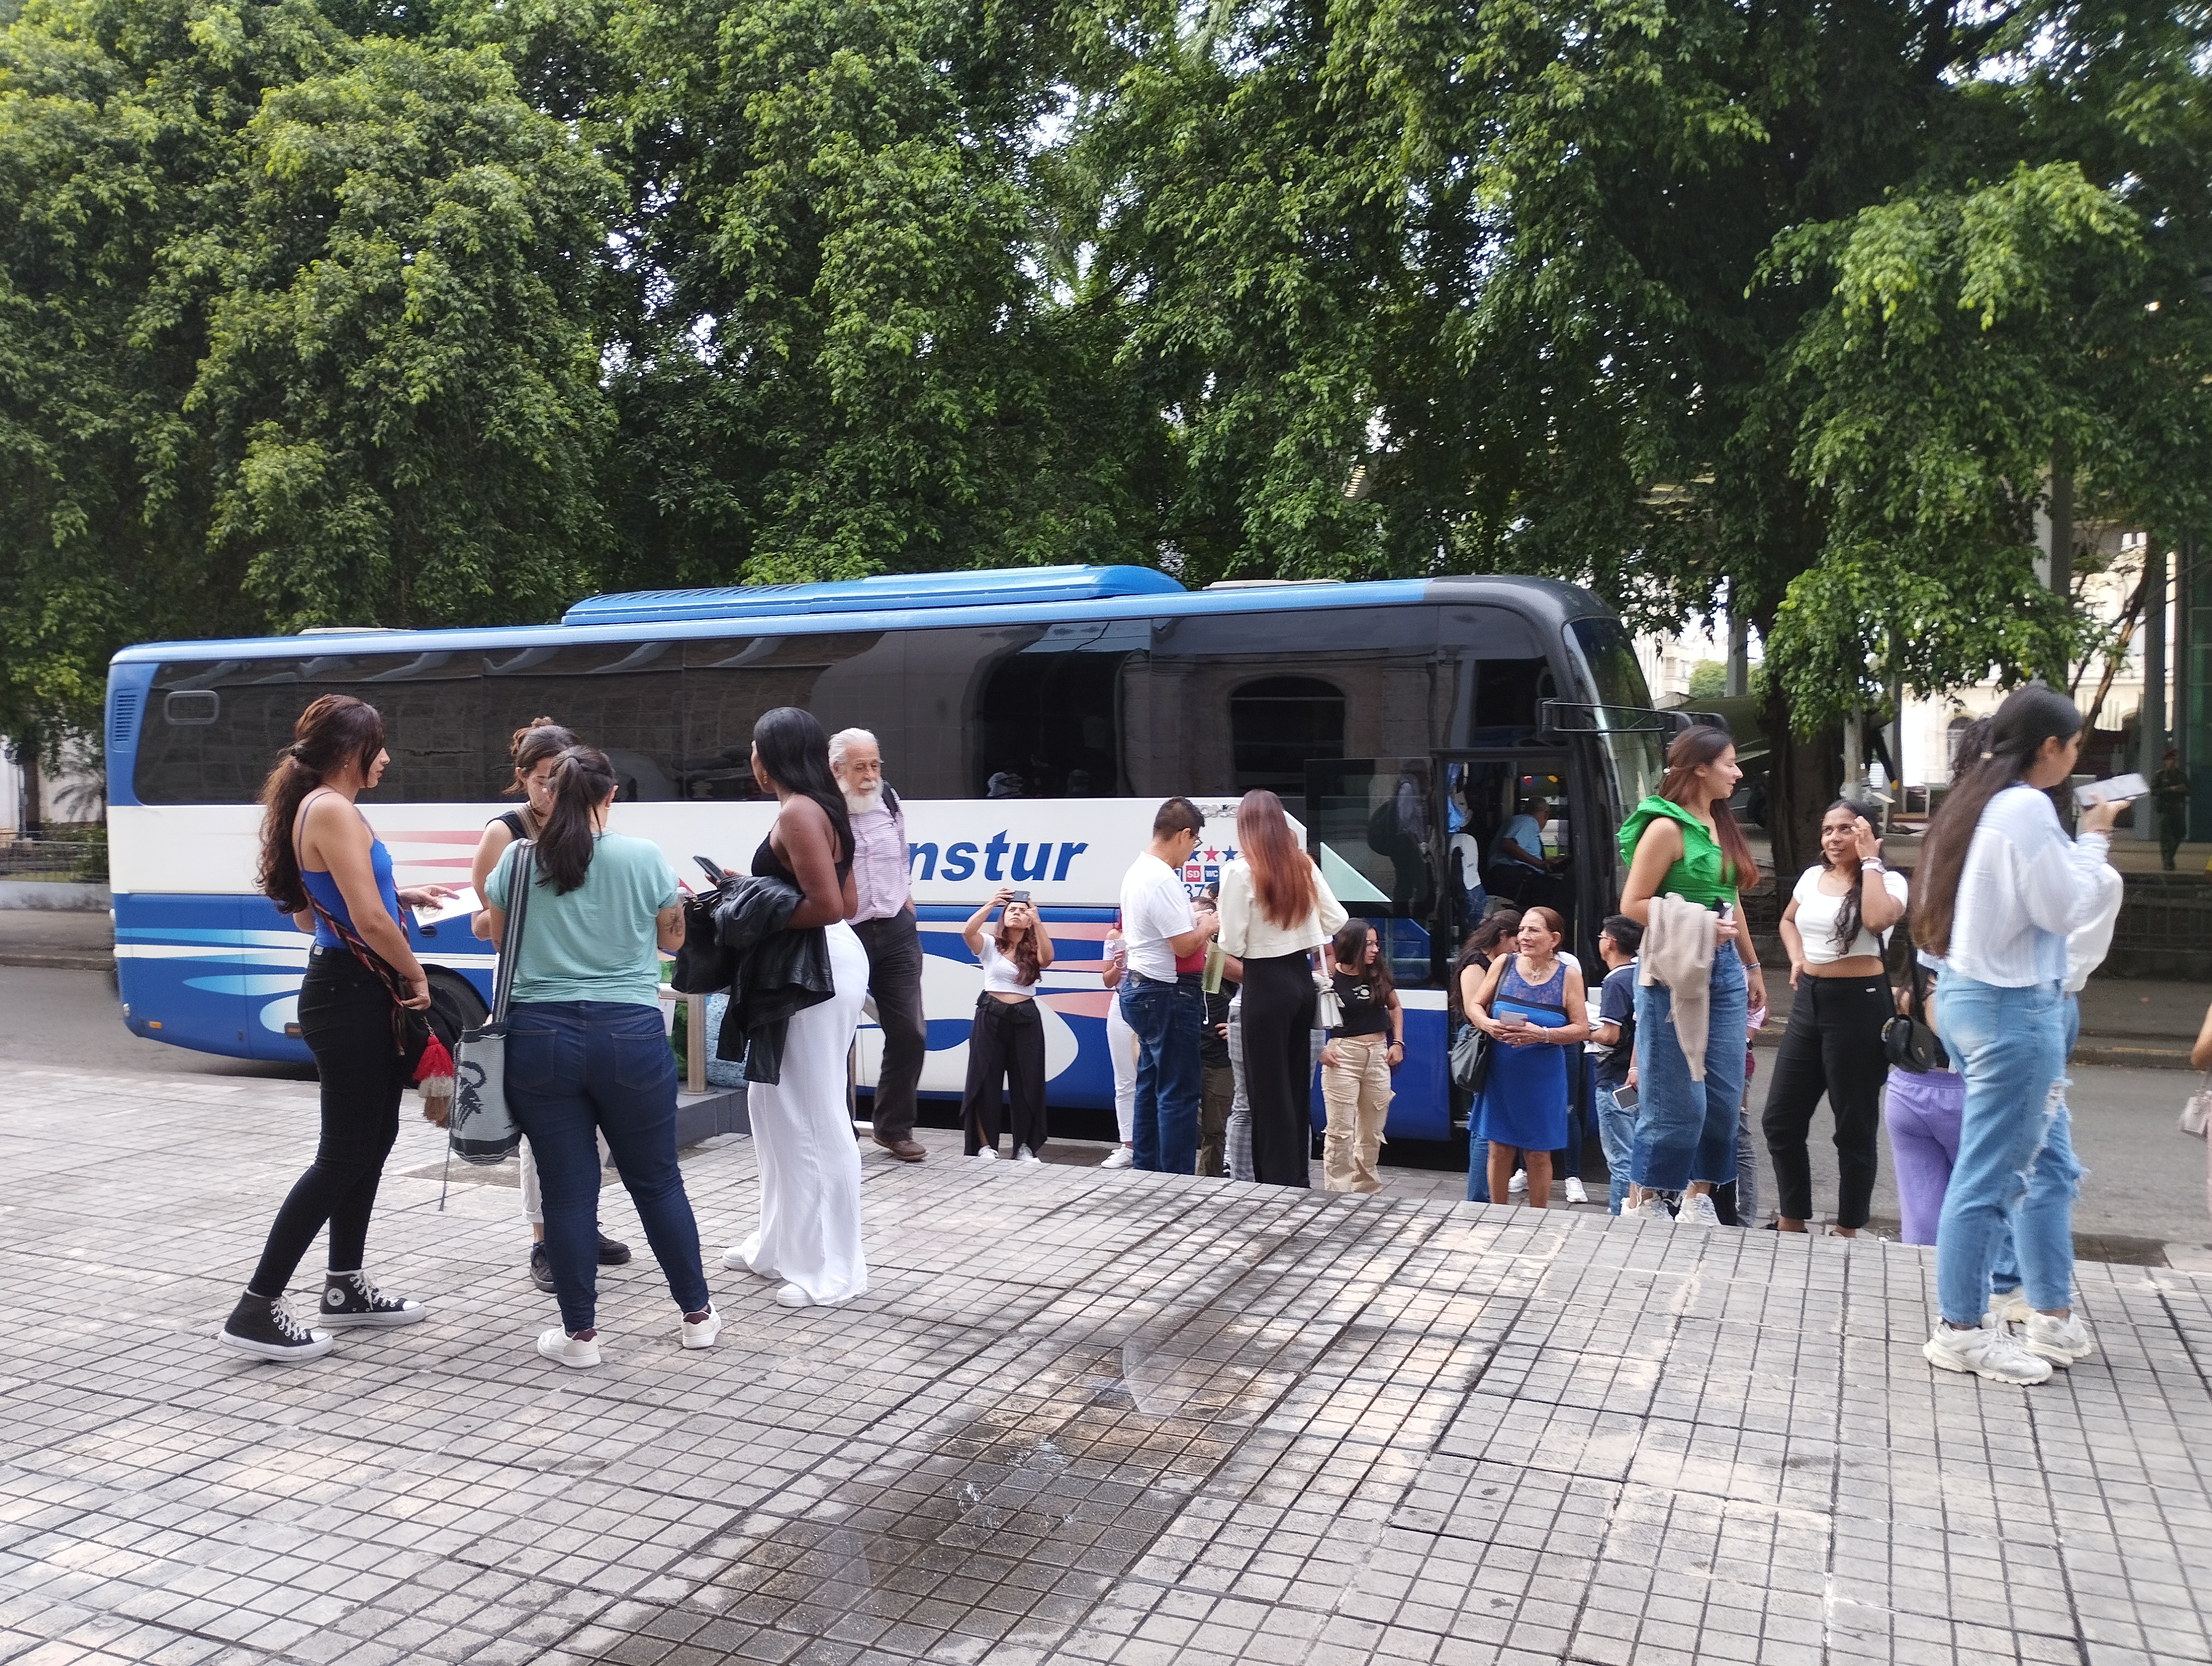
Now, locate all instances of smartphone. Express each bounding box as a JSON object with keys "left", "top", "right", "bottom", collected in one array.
[
  {"left": 1611, "top": 1086, "right": 1639, "bottom": 1112},
  {"left": 2074, "top": 772, "right": 2146, "bottom": 808},
  {"left": 1006, "top": 889, "right": 1031, "bottom": 904},
  {"left": 694, "top": 855, "right": 728, "bottom": 886}
]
